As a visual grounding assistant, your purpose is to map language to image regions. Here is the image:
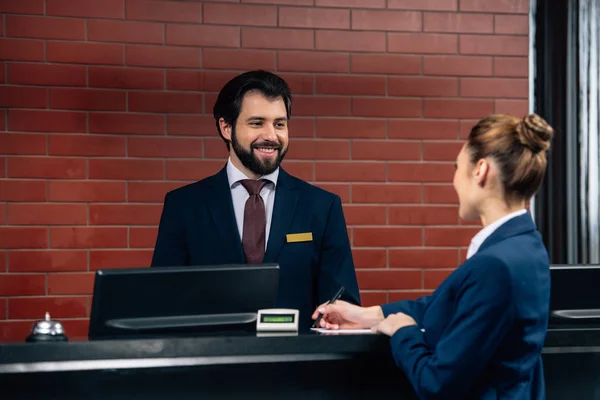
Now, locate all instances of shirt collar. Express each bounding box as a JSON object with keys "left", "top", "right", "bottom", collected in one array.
[
  {"left": 466, "top": 209, "right": 528, "bottom": 259},
  {"left": 226, "top": 157, "right": 279, "bottom": 188}
]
